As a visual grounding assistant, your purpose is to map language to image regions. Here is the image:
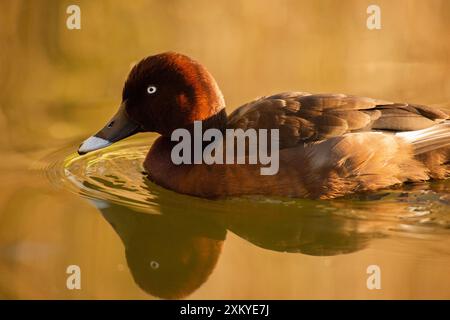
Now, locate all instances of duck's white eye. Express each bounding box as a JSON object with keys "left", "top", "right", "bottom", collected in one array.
[{"left": 147, "top": 85, "right": 157, "bottom": 94}]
